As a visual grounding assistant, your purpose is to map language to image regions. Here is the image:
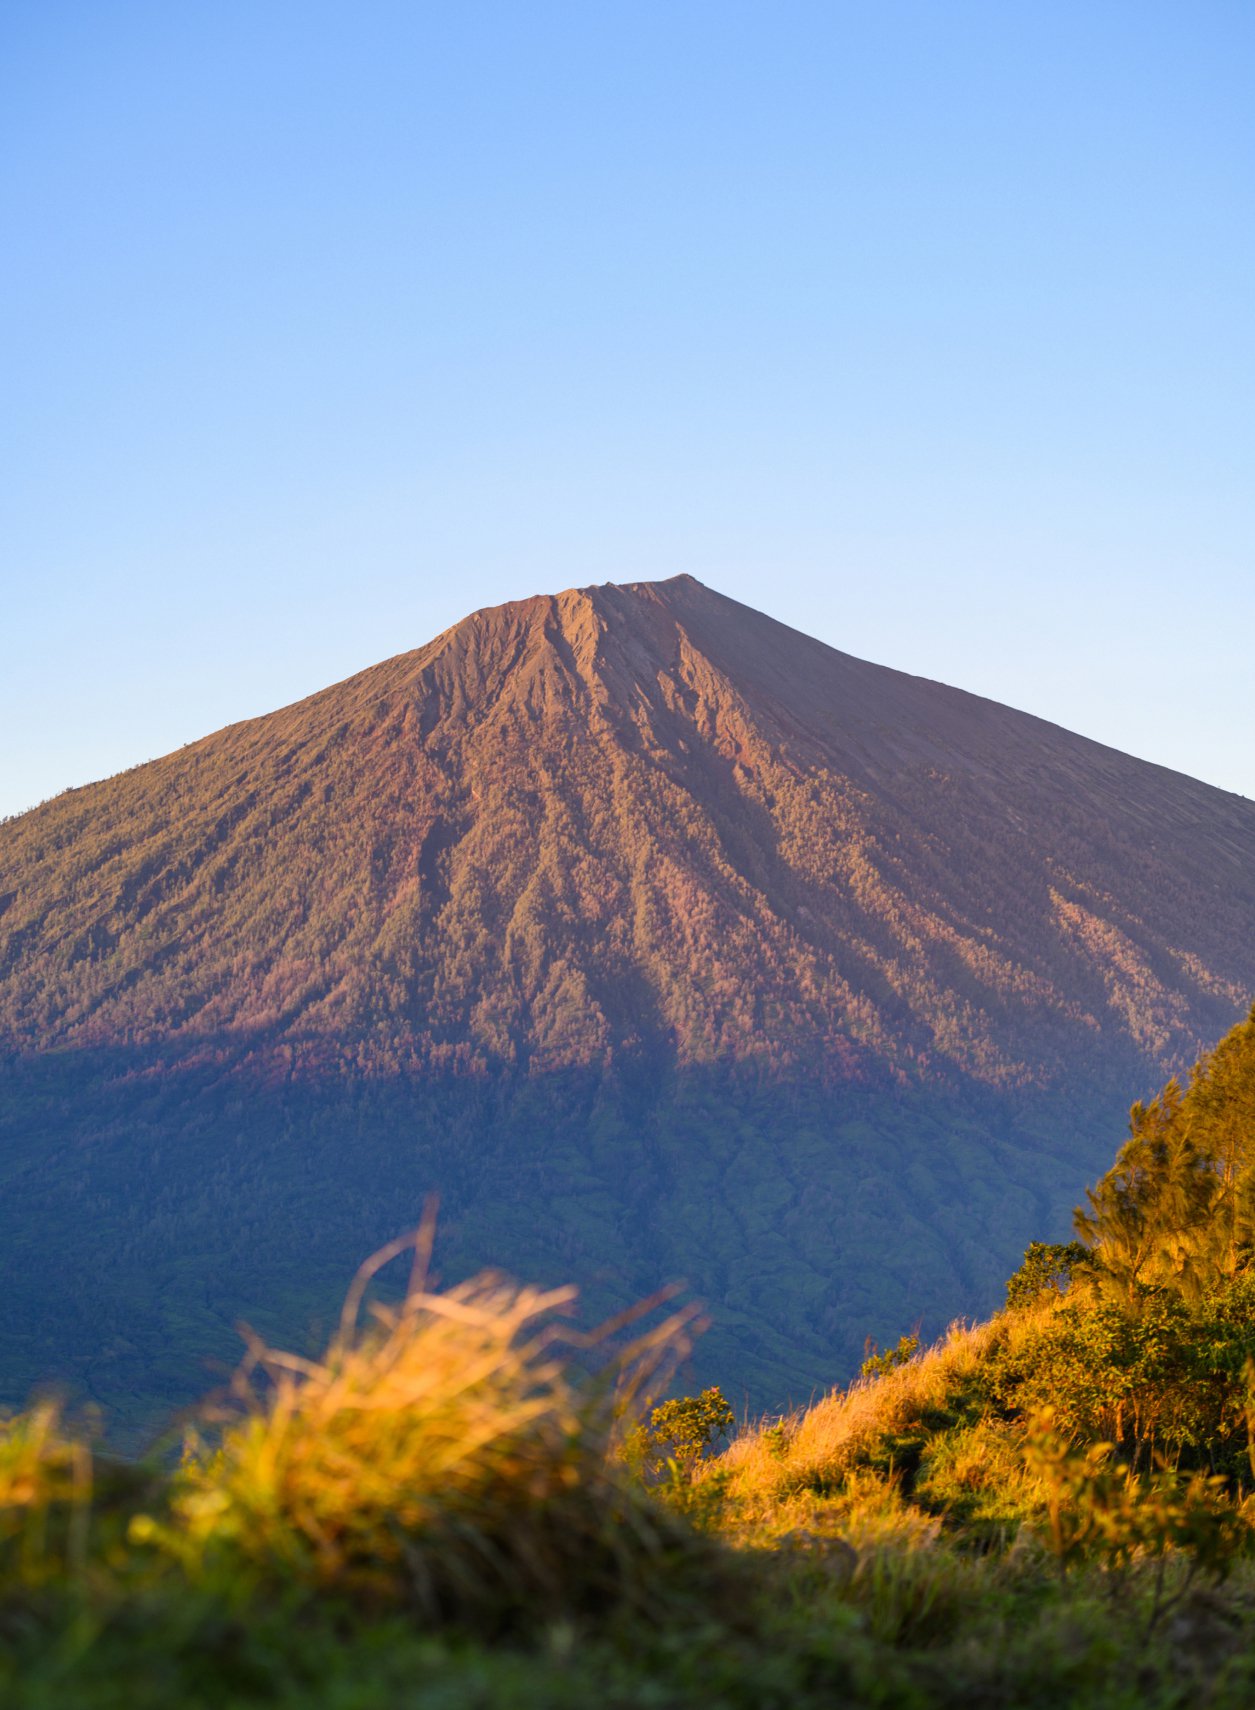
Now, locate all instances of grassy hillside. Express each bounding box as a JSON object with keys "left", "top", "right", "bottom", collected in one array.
[
  {"left": 5, "top": 1009, "right": 1255, "bottom": 1707},
  {"left": 5, "top": 1268, "right": 1255, "bottom": 1709}
]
